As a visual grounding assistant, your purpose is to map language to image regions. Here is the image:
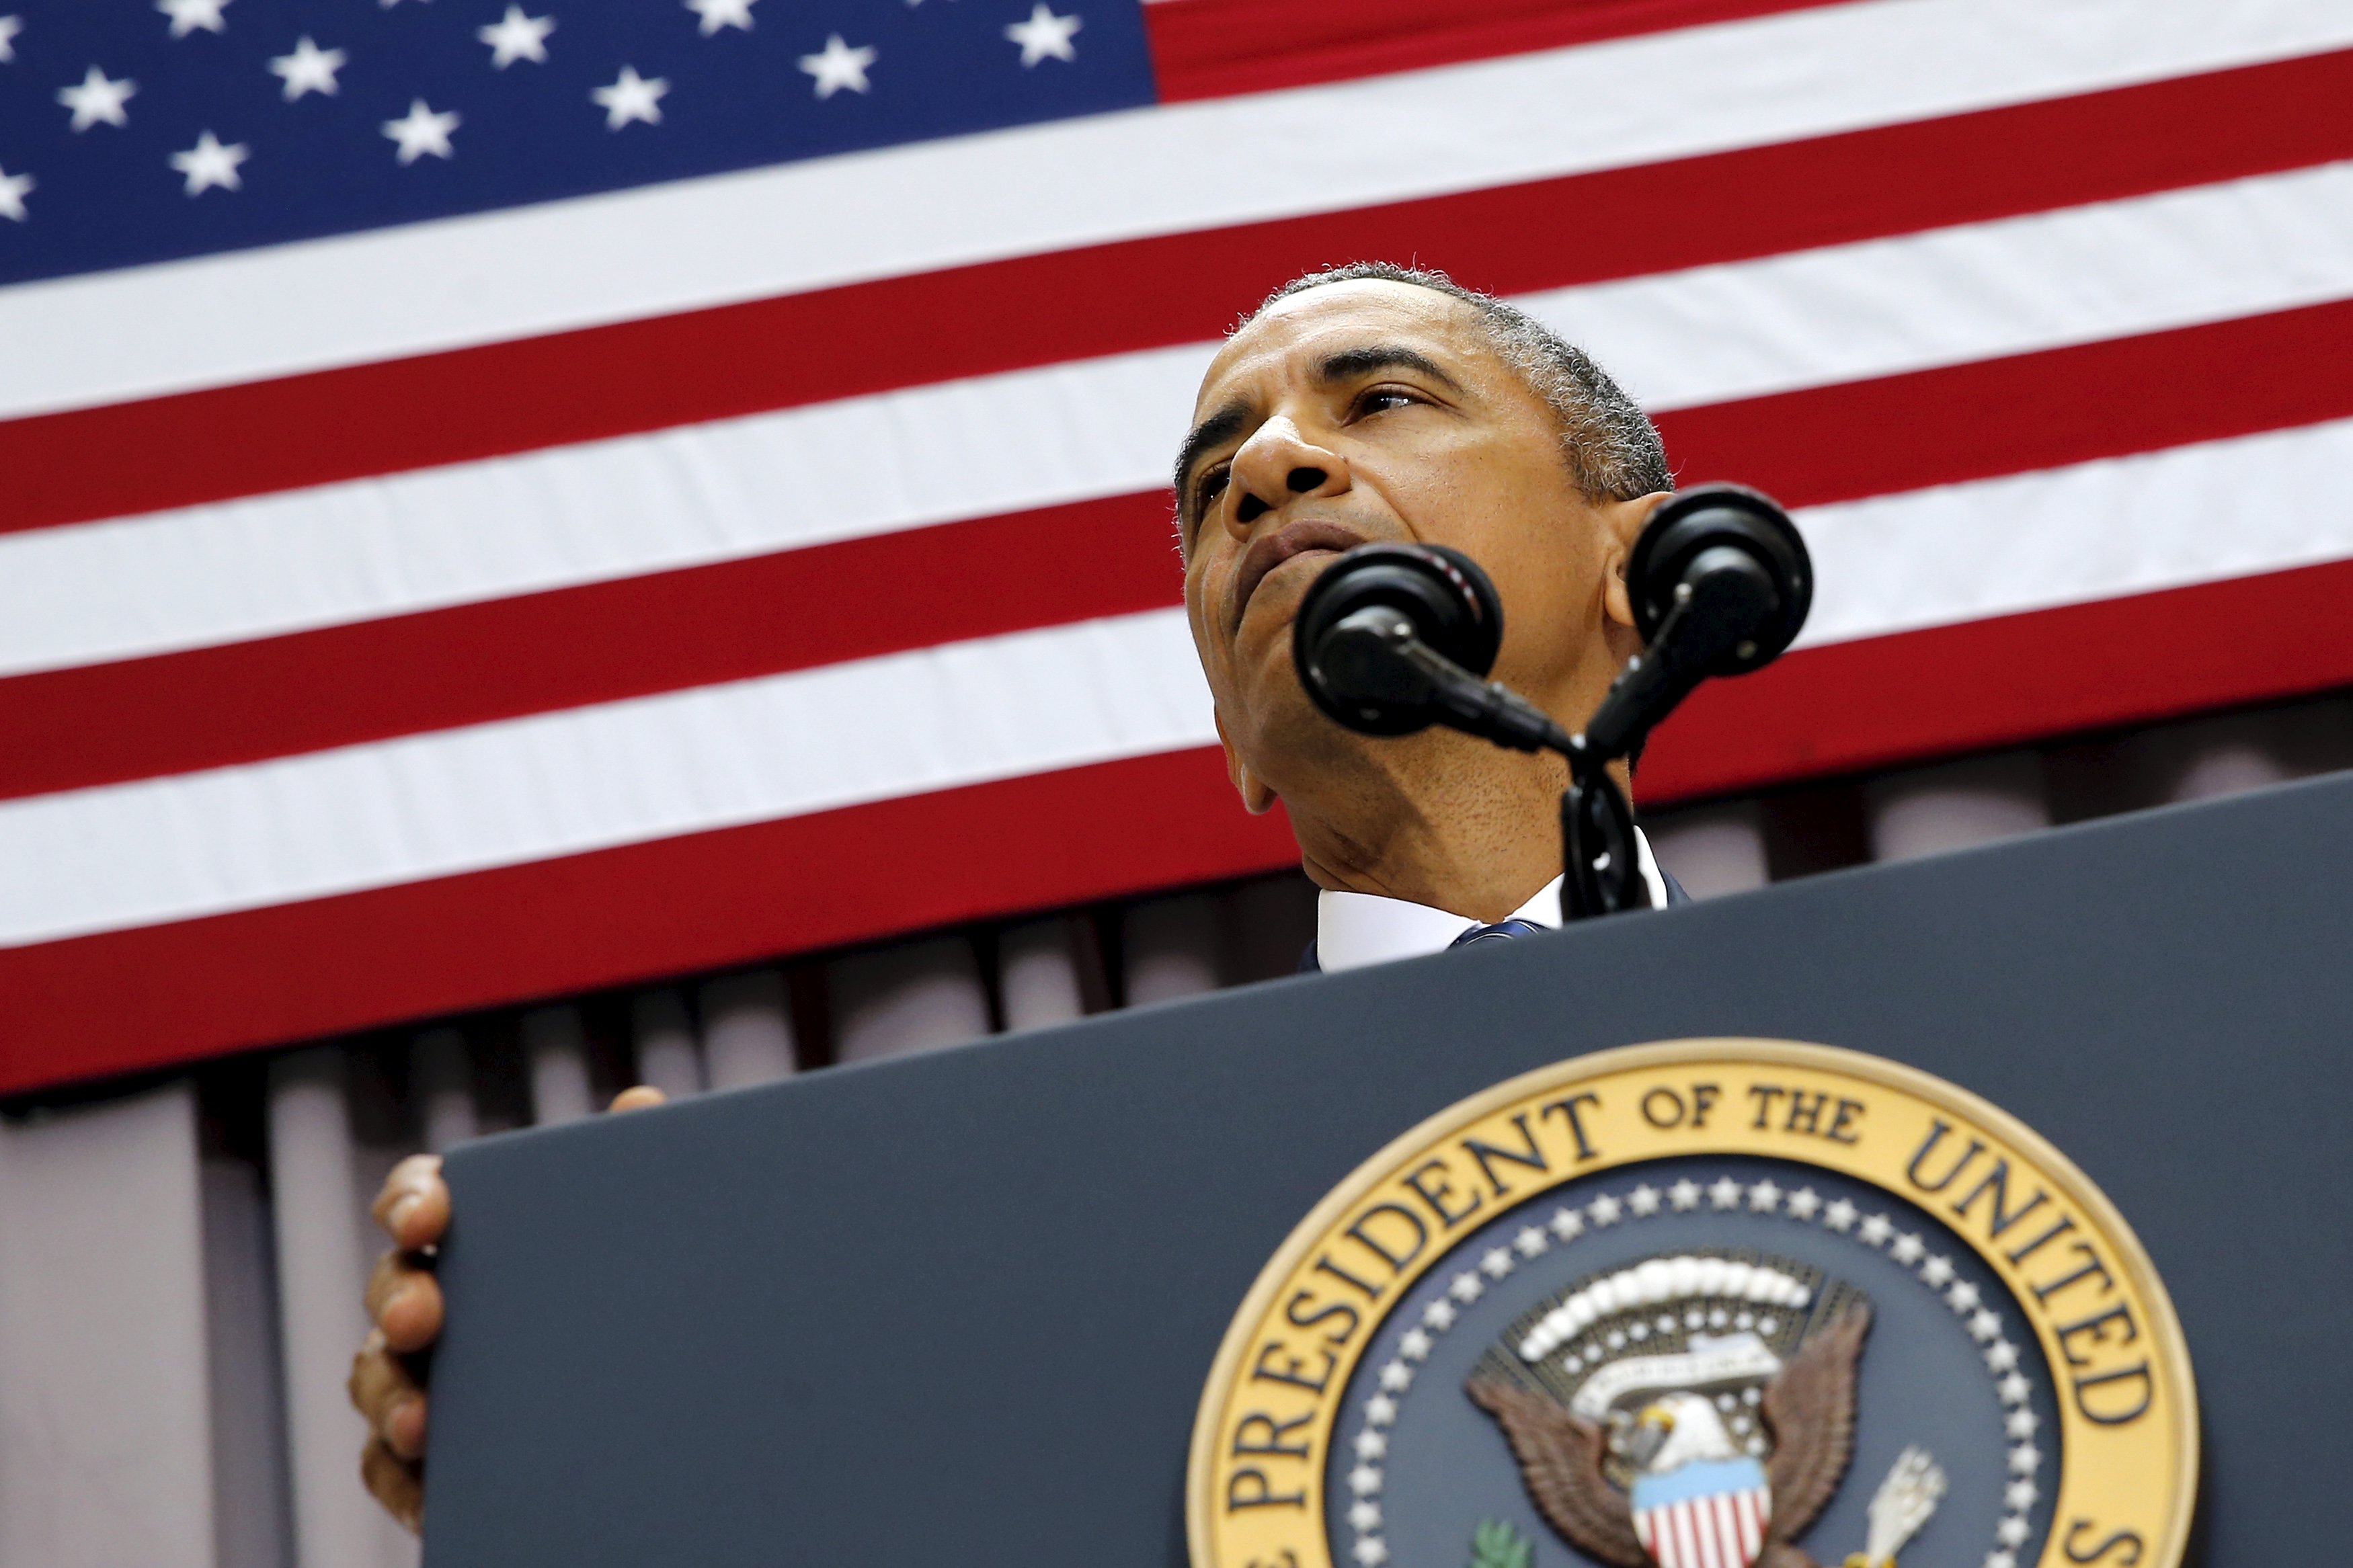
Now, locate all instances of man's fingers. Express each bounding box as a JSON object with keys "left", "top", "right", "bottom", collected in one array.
[
  {"left": 609, "top": 1085, "right": 668, "bottom": 1113},
  {"left": 361, "top": 1436, "right": 424, "bottom": 1534},
  {"left": 364, "top": 1253, "right": 445, "bottom": 1352},
  {"left": 348, "top": 1330, "right": 430, "bottom": 1458},
  {"left": 370, "top": 1153, "right": 449, "bottom": 1249}
]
